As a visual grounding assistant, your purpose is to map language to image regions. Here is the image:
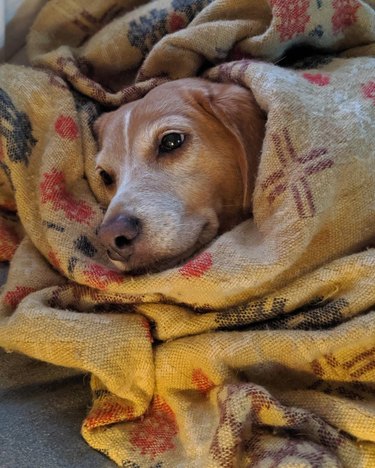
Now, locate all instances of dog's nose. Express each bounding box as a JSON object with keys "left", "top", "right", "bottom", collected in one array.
[{"left": 98, "top": 214, "right": 141, "bottom": 254}]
